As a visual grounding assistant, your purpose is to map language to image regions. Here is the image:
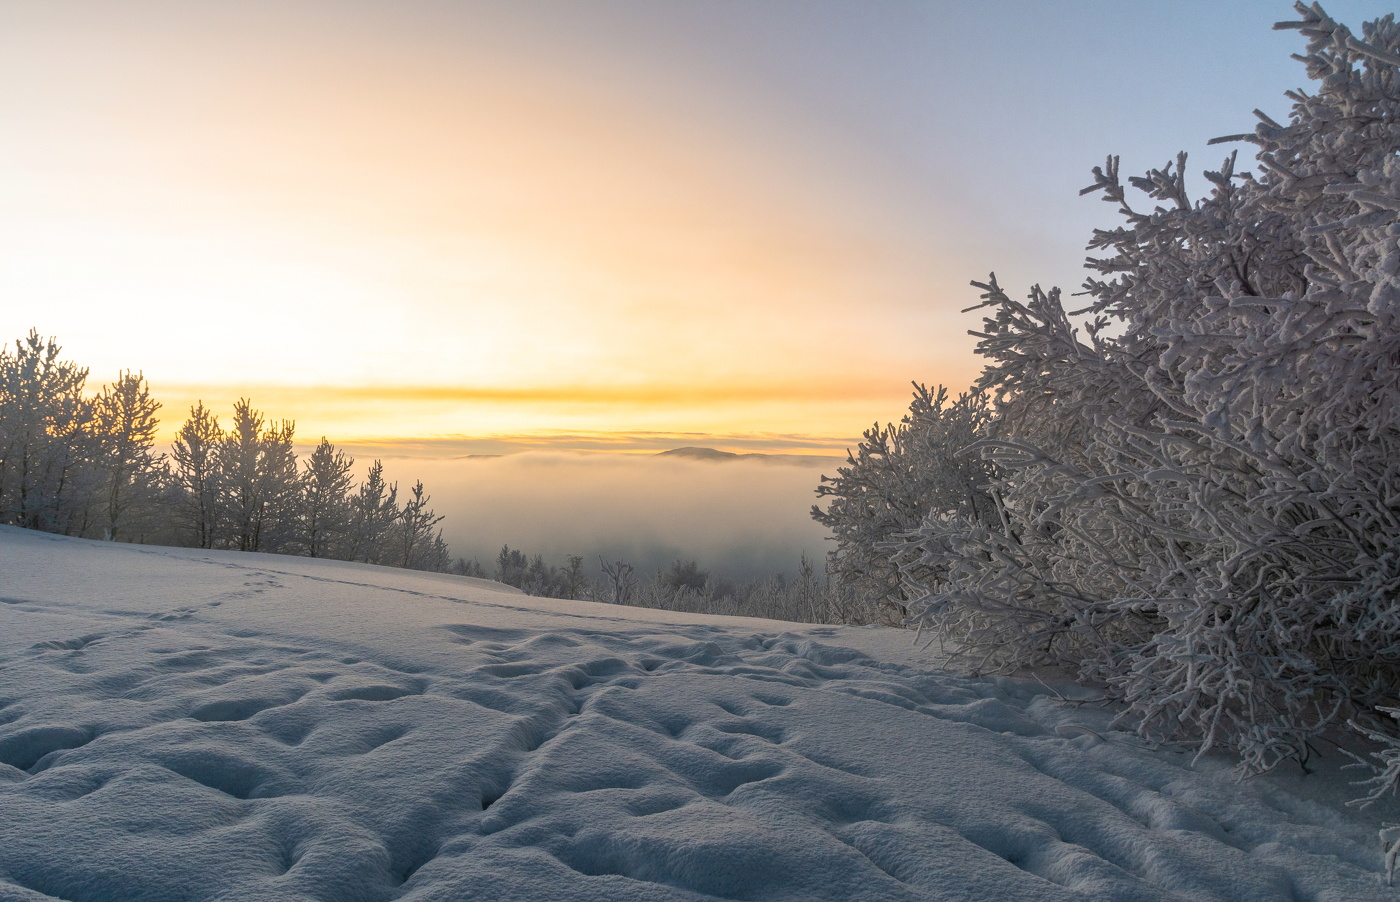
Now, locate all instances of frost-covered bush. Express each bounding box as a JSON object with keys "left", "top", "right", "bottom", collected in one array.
[
  {"left": 813, "top": 384, "right": 999, "bottom": 626},
  {"left": 891, "top": 3, "right": 1400, "bottom": 776}
]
